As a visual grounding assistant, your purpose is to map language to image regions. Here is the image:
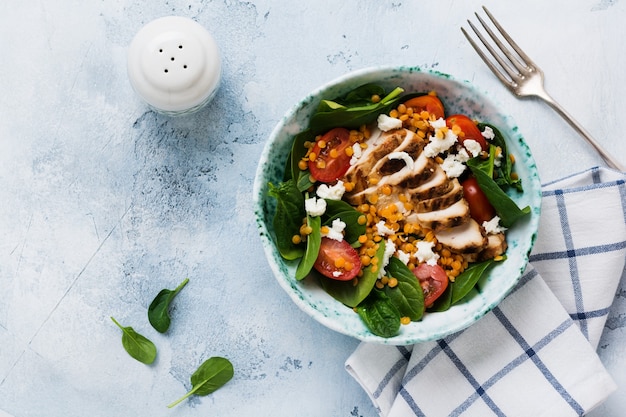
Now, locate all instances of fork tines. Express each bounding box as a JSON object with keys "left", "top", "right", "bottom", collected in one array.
[
  {"left": 462, "top": 6, "right": 536, "bottom": 89},
  {"left": 462, "top": 7, "right": 625, "bottom": 171}
]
